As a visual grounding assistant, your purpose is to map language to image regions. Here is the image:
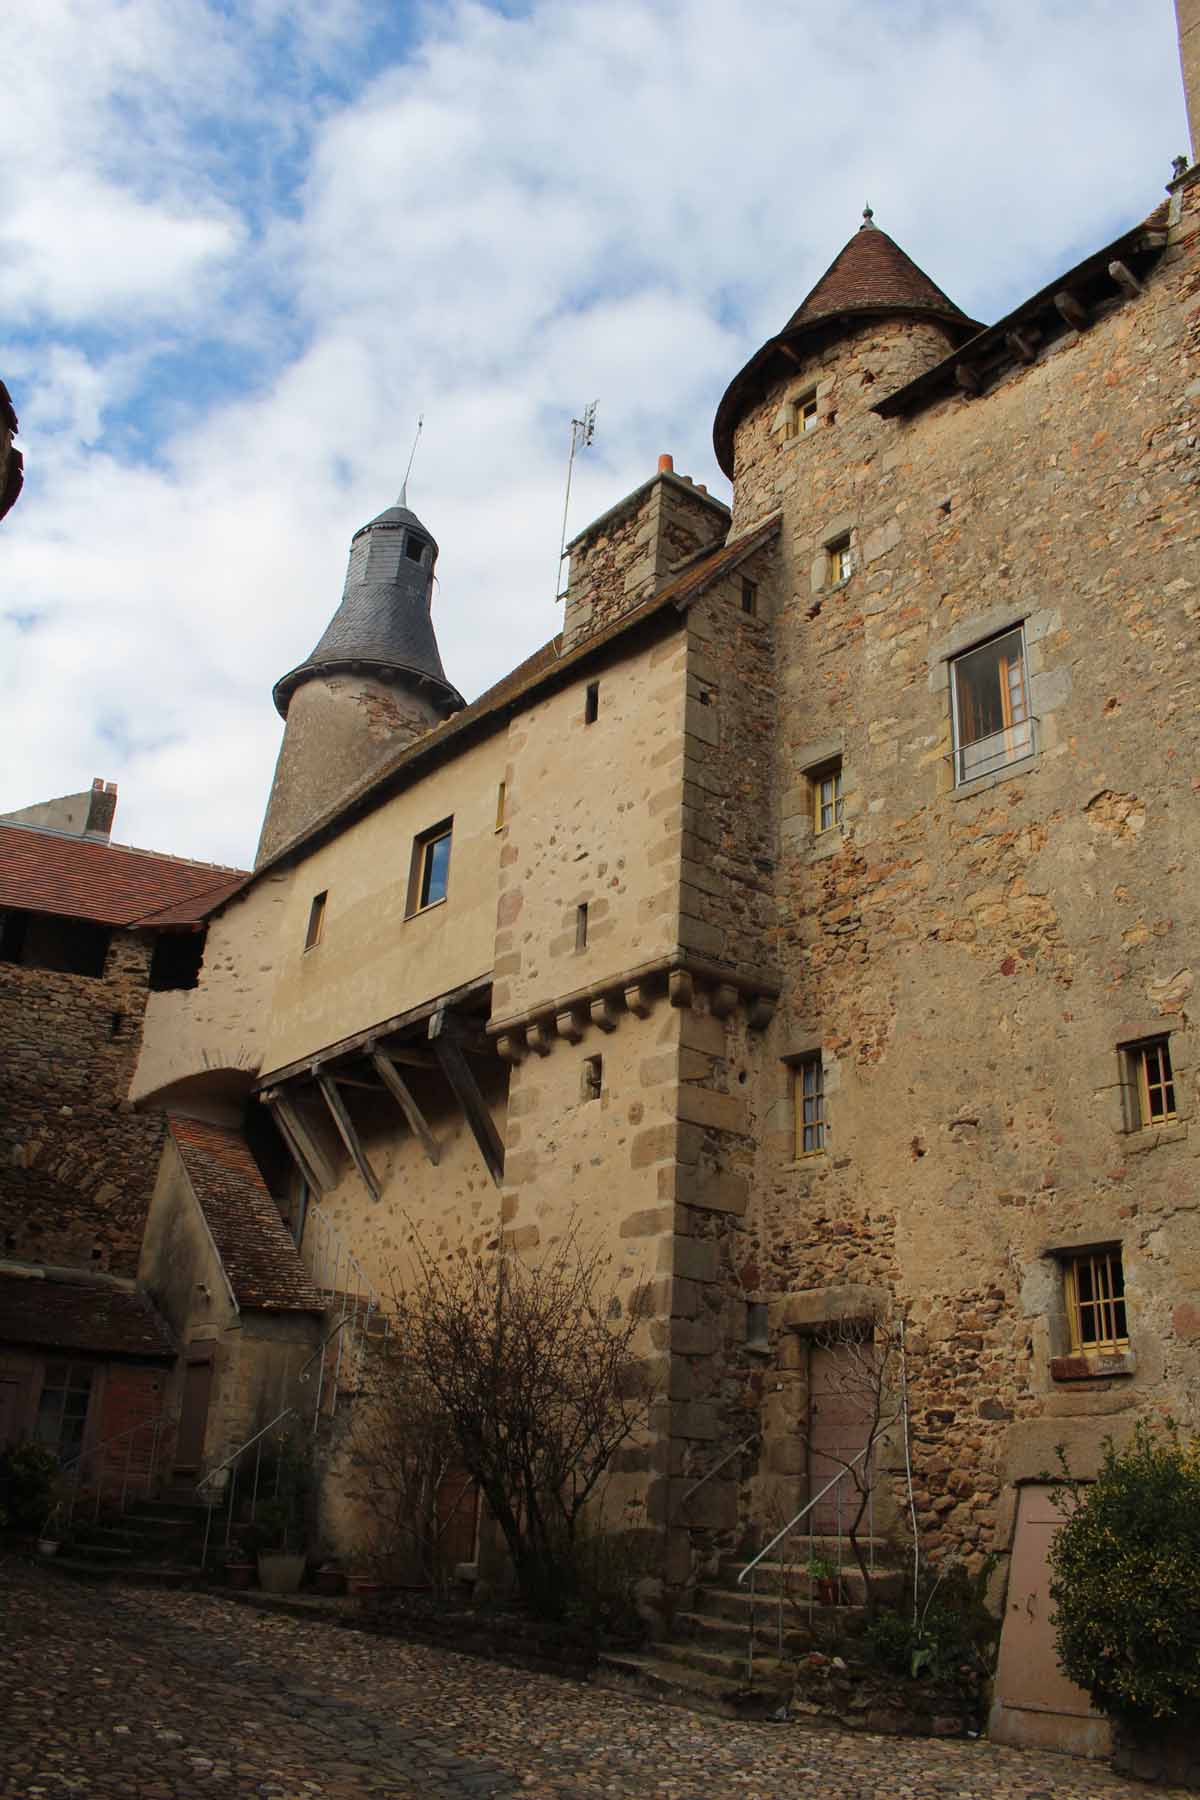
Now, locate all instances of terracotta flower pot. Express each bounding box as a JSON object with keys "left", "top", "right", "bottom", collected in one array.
[
  {"left": 816, "top": 1576, "right": 838, "bottom": 1606},
  {"left": 347, "top": 1574, "right": 384, "bottom": 1606},
  {"left": 315, "top": 1566, "right": 345, "bottom": 1596},
  {"left": 225, "top": 1560, "right": 255, "bottom": 1589}
]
